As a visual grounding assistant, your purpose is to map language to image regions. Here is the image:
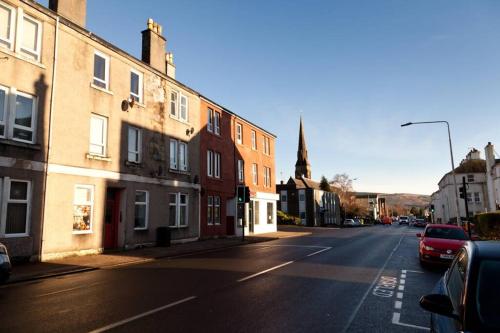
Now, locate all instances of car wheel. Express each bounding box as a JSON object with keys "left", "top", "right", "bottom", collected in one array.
[
  {"left": 419, "top": 255, "right": 427, "bottom": 269},
  {"left": 0, "top": 272, "right": 9, "bottom": 284}
]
